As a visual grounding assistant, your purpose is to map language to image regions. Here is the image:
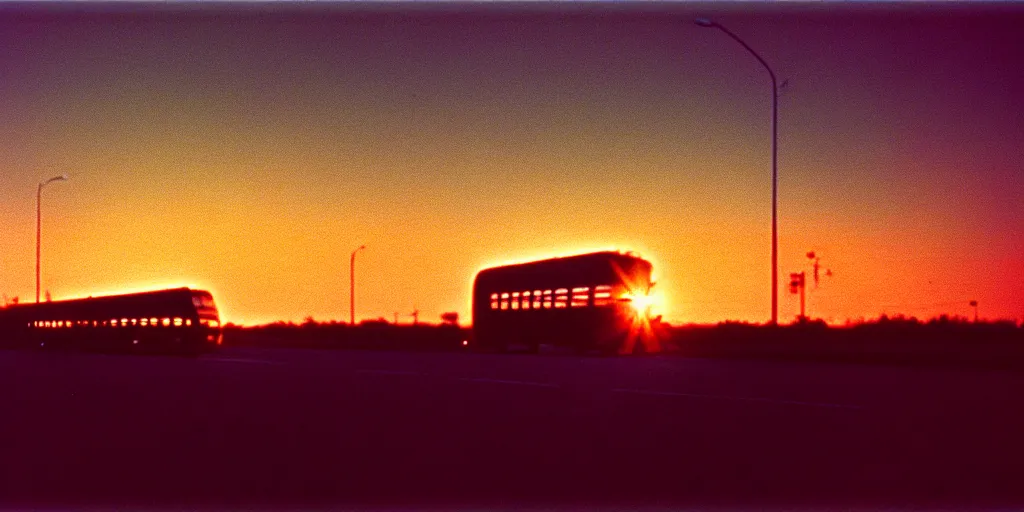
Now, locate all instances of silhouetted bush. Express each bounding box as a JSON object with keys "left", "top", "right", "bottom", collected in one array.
[
  {"left": 660, "top": 316, "right": 1024, "bottom": 370},
  {"left": 217, "top": 316, "right": 1024, "bottom": 371},
  {"left": 223, "top": 320, "right": 469, "bottom": 352}
]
